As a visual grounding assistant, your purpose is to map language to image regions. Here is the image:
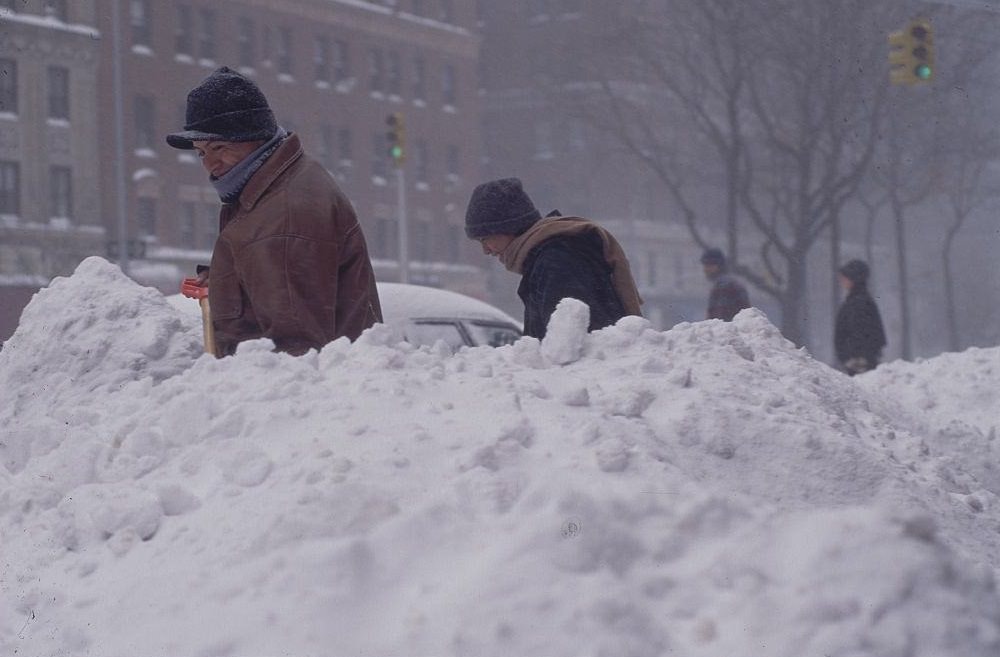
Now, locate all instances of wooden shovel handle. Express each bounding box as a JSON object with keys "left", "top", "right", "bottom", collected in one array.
[{"left": 199, "top": 296, "right": 216, "bottom": 356}]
